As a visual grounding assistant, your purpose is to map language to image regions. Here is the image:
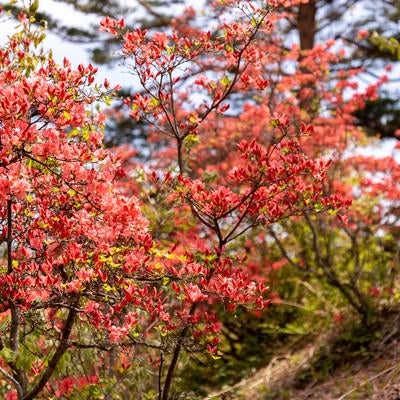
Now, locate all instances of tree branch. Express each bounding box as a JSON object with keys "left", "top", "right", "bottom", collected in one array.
[
  {"left": 23, "top": 306, "right": 77, "bottom": 400},
  {"left": 0, "top": 366, "right": 24, "bottom": 400}
]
